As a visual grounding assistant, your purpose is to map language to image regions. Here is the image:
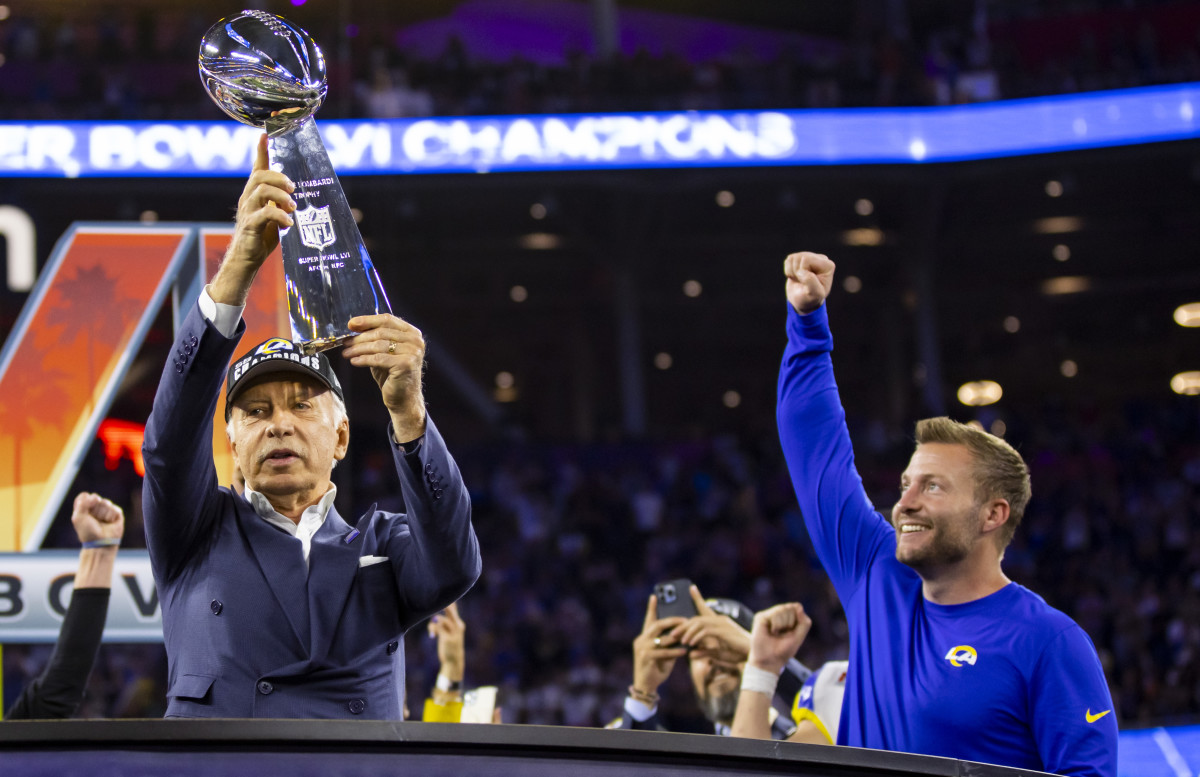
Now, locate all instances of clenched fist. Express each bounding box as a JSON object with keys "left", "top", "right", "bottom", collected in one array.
[
  {"left": 784, "top": 252, "right": 835, "bottom": 315},
  {"left": 747, "top": 602, "right": 811, "bottom": 674}
]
